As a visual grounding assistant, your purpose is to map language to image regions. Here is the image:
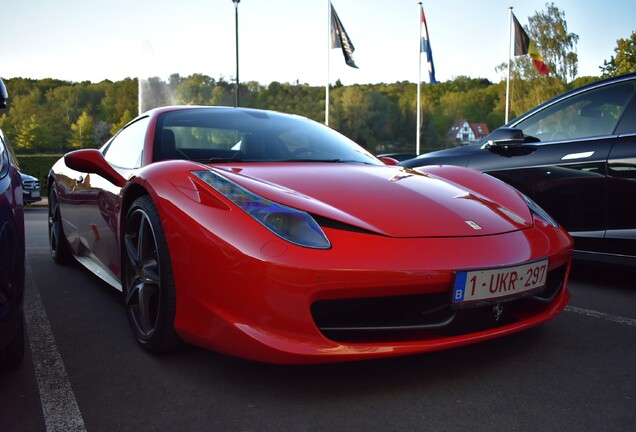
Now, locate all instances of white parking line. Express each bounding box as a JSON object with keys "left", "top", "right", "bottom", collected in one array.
[
  {"left": 565, "top": 305, "right": 636, "bottom": 327},
  {"left": 24, "top": 261, "right": 87, "bottom": 432}
]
